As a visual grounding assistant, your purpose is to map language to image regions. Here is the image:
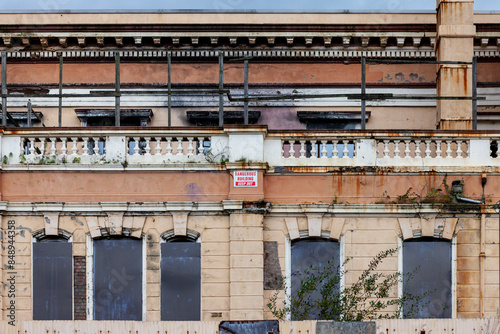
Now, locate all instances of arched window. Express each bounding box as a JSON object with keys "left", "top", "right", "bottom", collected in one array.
[
  {"left": 161, "top": 233, "right": 201, "bottom": 320},
  {"left": 33, "top": 234, "right": 72, "bottom": 320},
  {"left": 403, "top": 237, "right": 452, "bottom": 318},
  {"left": 93, "top": 237, "right": 143, "bottom": 320},
  {"left": 291, "top": 238, "right": 340, "bottom": 320}
]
